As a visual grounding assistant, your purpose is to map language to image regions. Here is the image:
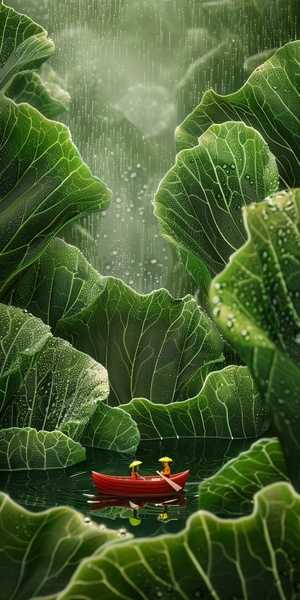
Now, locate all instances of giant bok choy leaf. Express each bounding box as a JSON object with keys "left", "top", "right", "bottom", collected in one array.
[
  {"left": 0, "top": 2, "right": 111, "bottom": 300},
  {"left": 0, "top": 492, "right": 130, "bottom": 600},
  {"left": 0, "top": 303, "right": 139, "bottom": 468},
  {"left": 8, "top": 238, "right": 270, "bottom": 442},
  {"left": 0, "top": 2, "right": 140, "bottom": 466},
  {"left": 9, "top": 482, "right": 297, "bottom": 600},
  {"left": 123, "top": 365, "right": 270, "bottom": 440},
  {"left": 56, "top": 277, "right": 225, "bottom": 405},
  {"left": 210, "top": 189, "right": 300, "bottom": 490},
  {"left": 199, "top": 437, "right": 289, "bottom": 517},
  {"left": 154, "top": 121, "right": 278, "bottom": 292},
  {"left": 176, "top": 41, "right": 300, "bottom": 189}
]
